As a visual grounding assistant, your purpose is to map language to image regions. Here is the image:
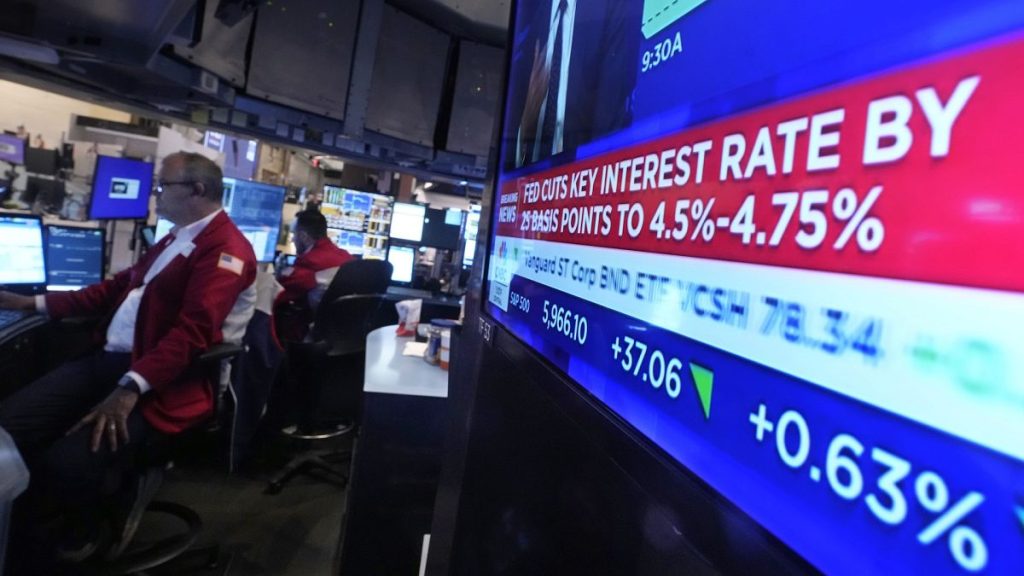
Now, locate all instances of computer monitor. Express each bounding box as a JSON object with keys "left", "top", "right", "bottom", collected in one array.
[
  {"left": 0, "top": 213, "right": 46, "bottom": 295},
  {"left": 153, "top": 217, "right": 173, "bottom": 243},
  {"left": 222, "top": 177, "right": 285, "bottom": 263},
  {"left": 45, "top": 225, "right": 104, "bottom": 291},
  {"left": 480, "top": 1, "right": 1024, "bottom": 573},
  {"left": 321, "top": 186, "right": 393, "bottom": 259},
  {"left": 389, "top": 202, "right": 425, "bottom": 242},
  {"left": 421, "top": 207, "right": 462, "bottom": 250},
  {"left": 387, "top": 245, "right": 416, "bottom": 285},
  {"left": 24, "top": 147, "right": 59, "bottom": 175},
  {"left": 89, "top": 156, "right": 155, "bottom": 220},
  {"left": 140, "top": 226, "right": 156, "bottom": 248},
  {"left": 24, "top": 177, "right": 66, "bottom": 212},
  {"left": 462, "top": 206, "right": 480, "bottom": 268},
  {"left": 0, "top": 134, "right": 25, "bottom": 165}
]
